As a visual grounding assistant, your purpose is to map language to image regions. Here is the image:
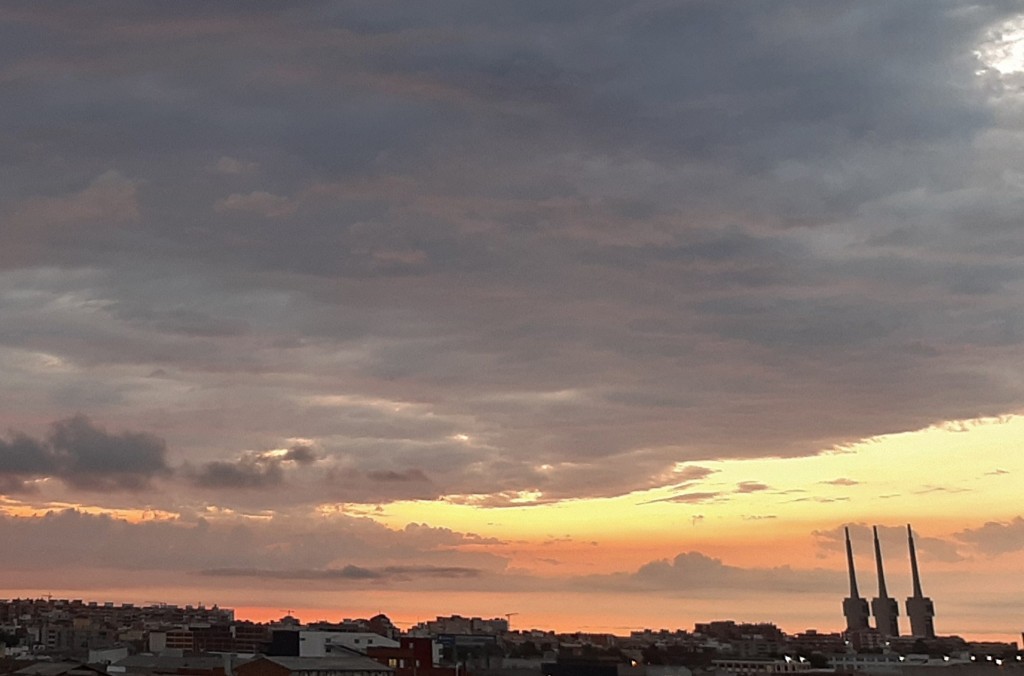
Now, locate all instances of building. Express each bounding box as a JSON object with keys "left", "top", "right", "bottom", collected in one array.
[
  {"left": 12, "top": 663, "right": 107, "bottom": 676},
  {"left": 305, "top": 616, "right": 397, "bottom": 641},
  {"left": 843, "top": 525, "right": 940, "bottom": 641},
  {"left": 108, "top": 654, "right": 244, "bottom": 676},
  {"left": 193, "top": 623, "right": 270, "bottom": 653},
  {"left": 234, "top": 656, "right": 392, "bottom": 676},
  {"left": 828, "top": 653, "right": 906, "bottom": 674},
  {"left": 786, "top": 630, "right": 846, "bottom": 656},
  {"left": 409, "top": 617, "right": 508, "bottom": 637},
  {"left": 366, "top": 637, "right": 453, "bottom": 676},
  {"left": 148, "top": 627, "right": 196, "bottom": 653},
  {"left": 711, "top": 659, "right": 814, "bottom": 676},
  {"left": 269, "top": 631, "right": 399, "bottom": 658}
]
